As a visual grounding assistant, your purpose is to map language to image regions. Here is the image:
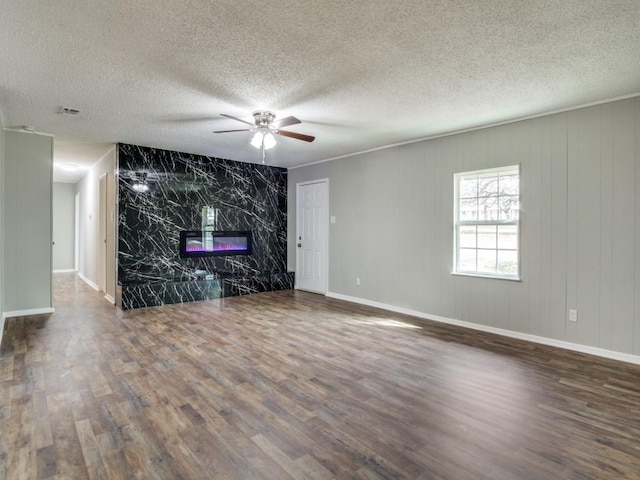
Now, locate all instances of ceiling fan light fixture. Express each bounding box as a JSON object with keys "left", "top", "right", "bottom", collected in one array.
[{"left": 251, "top": 131, "right": 276, "bottom": 150}]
